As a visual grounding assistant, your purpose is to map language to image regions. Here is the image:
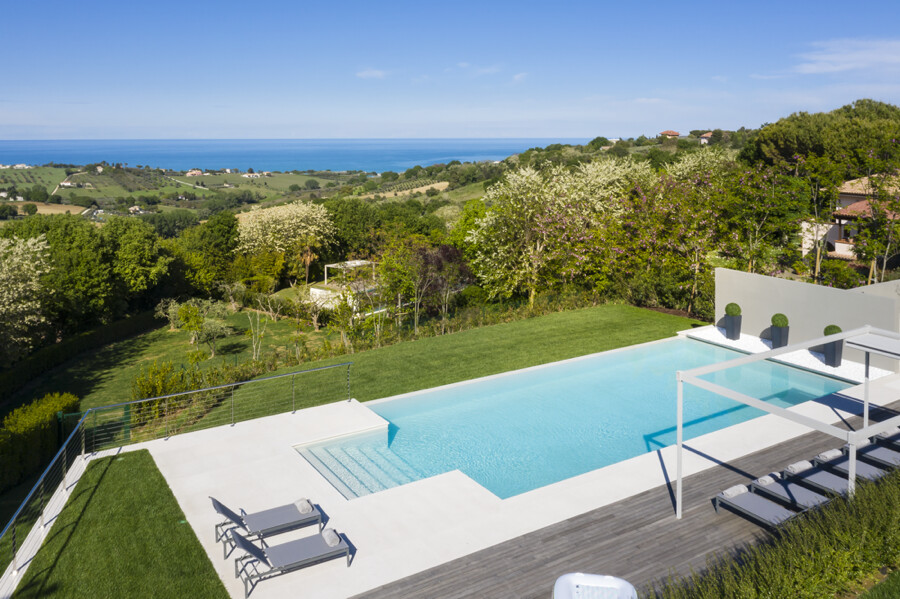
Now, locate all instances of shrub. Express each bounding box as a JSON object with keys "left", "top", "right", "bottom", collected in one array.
[
  {"left": 820, "top": 259, "right": 865, "bottom": 289},
  {"left": 0, "top": 392, "right": 80, "bottom": 492},
  {"left": 824, "top": 324, "right": 842, "bottom": 335},
  {"left": 724, "top": 302, "right": 741, "bottom": 317},
  {"left": 771, "top": 313, "right": 789, "bottom": 327}
]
